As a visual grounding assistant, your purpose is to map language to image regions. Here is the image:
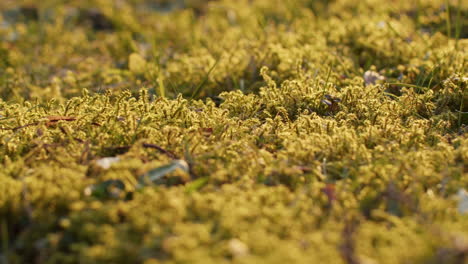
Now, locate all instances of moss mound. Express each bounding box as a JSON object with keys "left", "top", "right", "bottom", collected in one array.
[{"left": 0, "top": 0, "right": 467, "bottom": 263}]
